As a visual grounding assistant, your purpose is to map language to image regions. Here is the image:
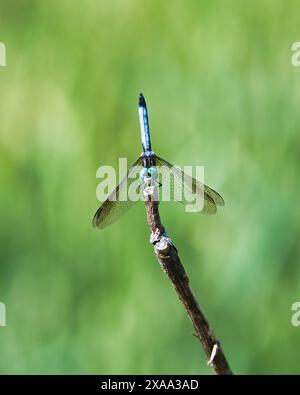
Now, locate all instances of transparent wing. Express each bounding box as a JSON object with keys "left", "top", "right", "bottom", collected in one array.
[
  {"left": 93, "top": 157, "right": 143, "bottom": 229},
  {"left": 155, "top": 155, "right": 224, "bottom": 215}
]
